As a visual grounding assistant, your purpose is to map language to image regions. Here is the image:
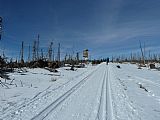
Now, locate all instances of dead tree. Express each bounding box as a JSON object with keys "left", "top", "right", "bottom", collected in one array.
[
  {"left": 144, "top": 42, "right": 146, "bottom": 62},
  {"left": 64, "top": 53, "right": 67, "bottom": 63},
  {"left": 52, "top": 48, "right": 55, "bottom": 62},
  {"left": 41, "top": 49, "right": 44, "bottom": 60},
  {"left": 0, "top": 17, "right": 2, "bottom": 40},
  {"left": 36, "top": 34, "right": 40, "bottom": 60},
  {"left": 57, "top": 43, "right": 60, "bottom": 62},
  {"left": 28, "top": 45, "right": 31, "bottom": 62},
  {"left": 76, "top": 52, "right": 79, "bottom": 64},
  {"left": 139, "top": 40, "right": 145, "bottom": 65},
  {"left": 20, "top": 41, "right": 24, "bottom": 65},
  {"left": 32, "top": 41, "right": 36, "bottom": 61},
  {"left": 48, "top": 42, "right": 53, "bottom": 61}
]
